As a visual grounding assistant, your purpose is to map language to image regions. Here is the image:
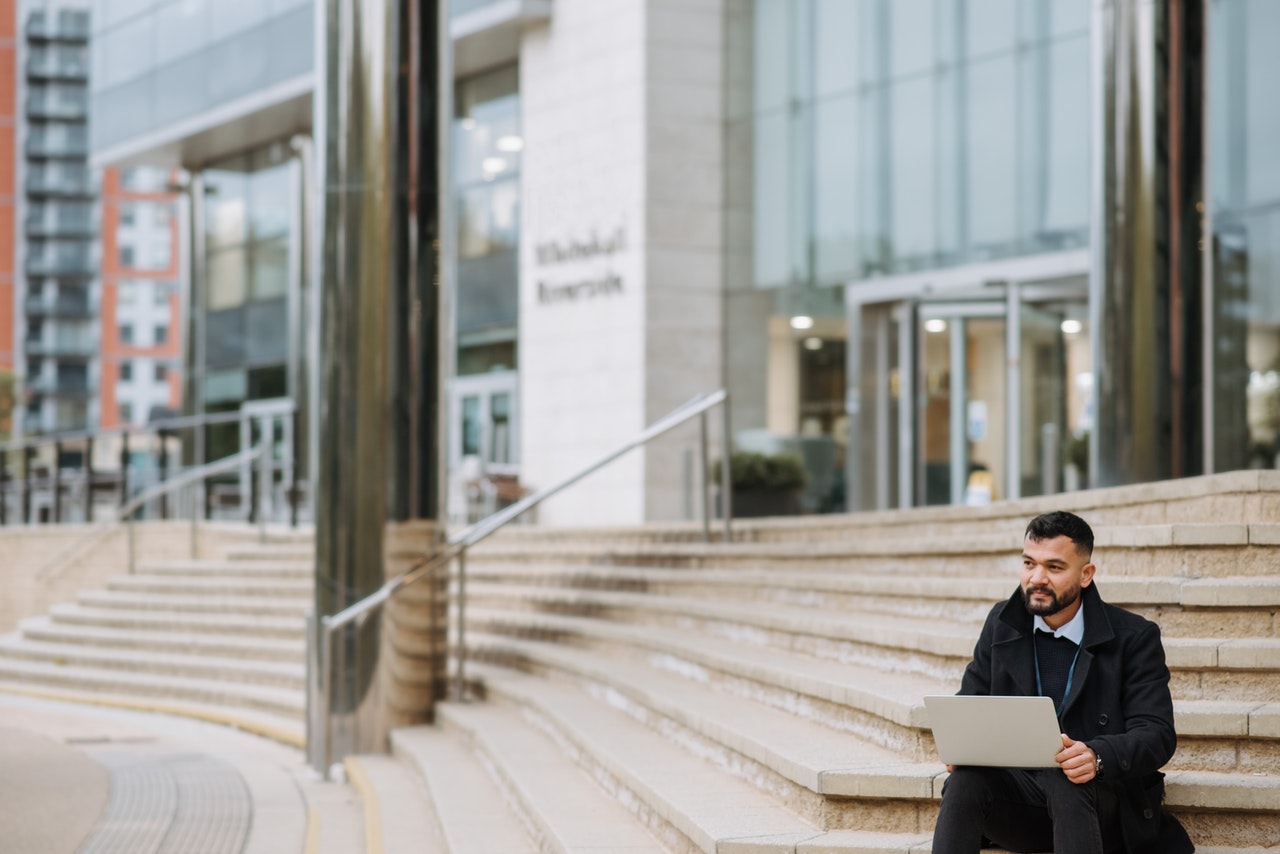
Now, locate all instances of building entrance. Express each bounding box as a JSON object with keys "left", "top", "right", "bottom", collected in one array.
[{"left": 848, "top": 269, "right": 1090, "bottom": 511}]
